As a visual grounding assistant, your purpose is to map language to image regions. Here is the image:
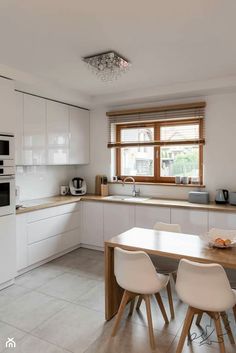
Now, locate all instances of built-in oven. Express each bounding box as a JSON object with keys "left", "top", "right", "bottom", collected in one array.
[
  {"left": 0, "top": 157, "right": 15, "bottom": 216},
  {"left": 0, "top": 134, "right": 14, "bottom": 161},
  {"left": 0, "top": 176, "right": 15, "bottom": 216}
]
